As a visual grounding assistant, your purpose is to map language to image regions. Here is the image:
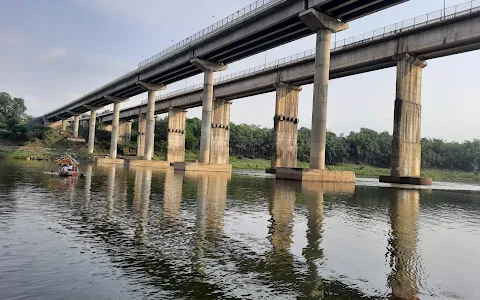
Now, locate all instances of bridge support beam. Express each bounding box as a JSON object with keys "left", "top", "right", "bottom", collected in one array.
[
  {"left": 380, "top": 54, "right": 432, "bottom": 185},
  {"left": 88, "top": 109, "right": 97, "bottom": 154},
  {"left": 167, "top": 108, "right": 187, "bottom": 163},
  {"left": 61, "top": 119, "right": 67, "bottom": 131},
  {"left": 210, "top": 99, "right": 231, "bottom": 165},
  {"left": 190, "top": 58, "right": 228, "bottom": 164},
  {"left": 267, "top": 83, "right": 301, "bottom": 173},
  {"left": 137, "top": 114, "right": 146, "bottom": 157},
  {"left": 277, "top": 9, "right": 353, "bottom": 183}
]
